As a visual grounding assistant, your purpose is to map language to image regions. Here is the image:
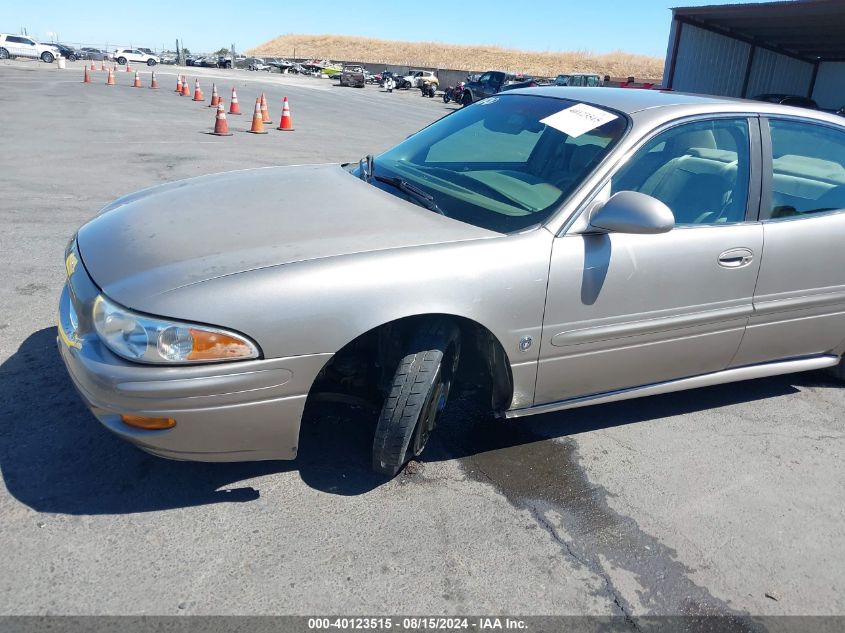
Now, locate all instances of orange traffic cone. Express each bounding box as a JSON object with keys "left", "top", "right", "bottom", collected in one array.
[
  {"left": 276, "top": 96, "right": 295, "bottom": 131},
  {"left": 228, "top": 87, "right": 241, "bottom": 114},
  {"left": 248, "top": 98, "right": 268, "bottom": 134},
  {"left": 259, "top": 93, "right": 271, "bottom": 124},
  {"left": 175, "top": 75, "right": 182, "bottom": 93},
  {"left": 210, "top": 101, "right": 233, "bottom": 136},
  {"left": 181, "top": 78, "right": 191, "bottom": 97},
  {"left": 133, "top": 70, "right": 141, "bottom": 88},
  {"left": 150, "top": 71, "right": 158, "bottom": 89},
  {"left": 208, "top": 83, "right": 219, "bottom": 107},
  {"left": 106, "top": 69, "right": 115, "bottom": 85},
  {"left": 112, "top": 63, "right": 117, "bottom": 72},
  {"left": 83, "top": 66, "right": 91, "bottom": 83},
  {"left": 90, "top": 61, "right": 96, "bottom": 71},
  {"left": 100, "top": 60, "right": 106, "bottom": 71},
  {"left": 192, "top": 79, "right": 203, "bottom": 101}
]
